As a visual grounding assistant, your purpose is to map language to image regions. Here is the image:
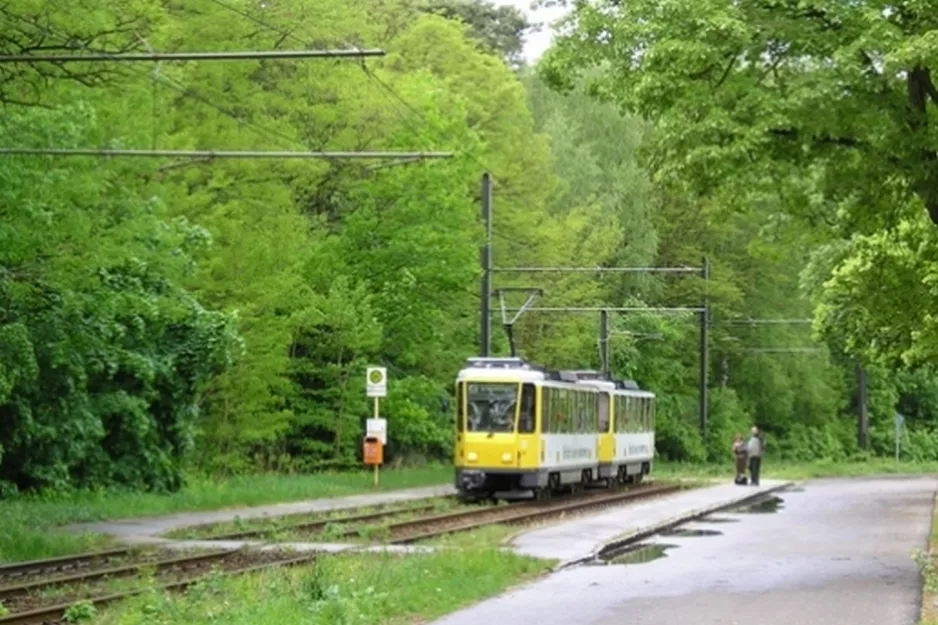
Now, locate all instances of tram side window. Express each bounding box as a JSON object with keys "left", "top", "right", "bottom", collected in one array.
[
  {"left": 578, "top": 392, "right": 586, "bottom": 433},
  {"left": 598, "top": 393, "right": 610, "bottom": 432},
  {"left": 556, "top": 389, "right": 565, "bottom": 433},
  {"left": 590, "top": 392, "right": 599, "bottom": 431},
  {"left": 519, "top": 384, "right": 536, "bottom": 433},
  {"left": 580, "top": 393, "right": 595, "bottom": 434},
  {"left": 567, "top": 391, "right": 575, "bottom": 433},
  {"left": 615, "top": 396, "right": 626, "bottom": 433},
  {"left": 629, "top": 396, "right": 638, "bottom": 433},
  {"left": 580, "top": 393, "right": 596, "bottom": 433},
  {"left": 542, "top": 388, "right": 551, "bottom": 433},
  {"left": 650, "top": 400, "right": 656, "bottom": 431}
]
